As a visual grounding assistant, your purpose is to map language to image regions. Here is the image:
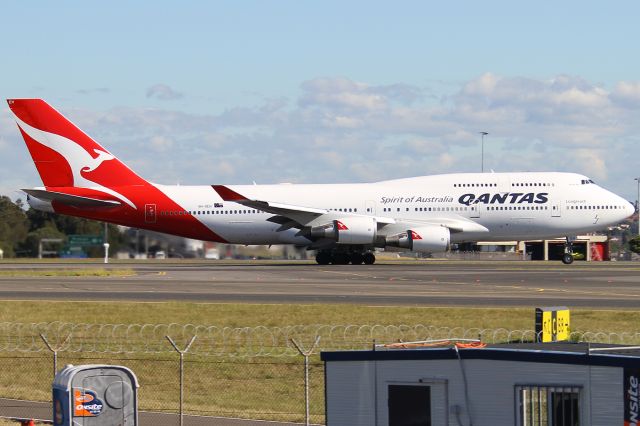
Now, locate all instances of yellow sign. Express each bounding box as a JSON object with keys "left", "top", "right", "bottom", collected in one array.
[{"left": 535, "top": 307, "right": 570, "bottom": 342}]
